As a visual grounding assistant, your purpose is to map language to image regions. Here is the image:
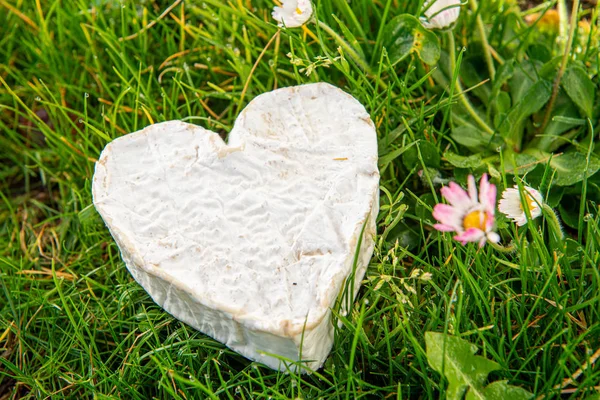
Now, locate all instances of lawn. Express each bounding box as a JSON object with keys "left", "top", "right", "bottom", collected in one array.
[{"left": 1, "top": 0, "right": 599, "bottom": 398}]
